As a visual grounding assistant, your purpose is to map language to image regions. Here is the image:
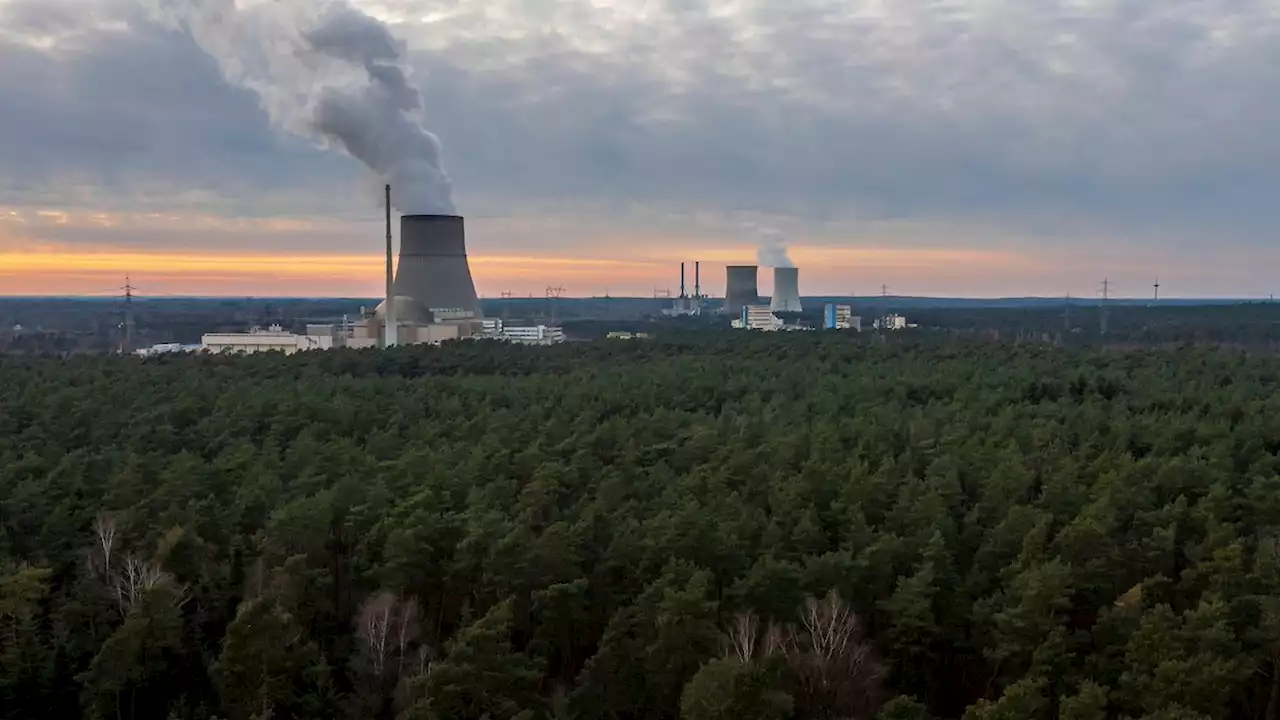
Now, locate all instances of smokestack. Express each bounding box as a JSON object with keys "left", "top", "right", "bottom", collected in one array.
[
  {"left": 770, "top": 267, "right": 802, "bottom": 312},
  {"left": 725, "top": 265, "right": 760, "bottom": 315},
  {"left": 393, "top": 215, "right": 481, "bottom": 317},
  {"left": 695, "top": 261, "right": 701, "bottom": 298},
  {"left": 680, "top": 262, "right": 686, "bottom": 299},
  {"left": 384, "top": 184, "right": 397, "bottom": 347}
]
